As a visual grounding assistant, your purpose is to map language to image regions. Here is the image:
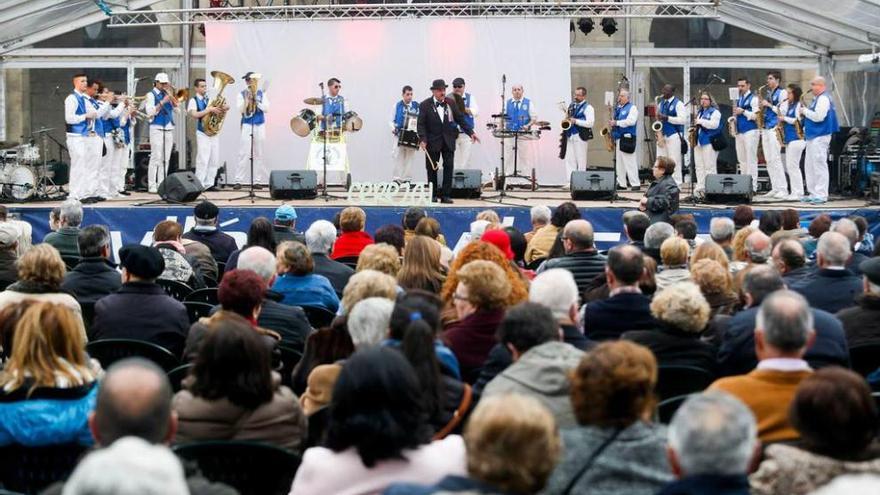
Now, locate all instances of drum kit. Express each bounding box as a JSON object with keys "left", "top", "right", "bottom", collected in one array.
[
  {"left": 289, "top": 97, "right": 363, "bottom": 139},
  {"left": 0, "top": 127, "right": 66, "bottom": 202}
]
